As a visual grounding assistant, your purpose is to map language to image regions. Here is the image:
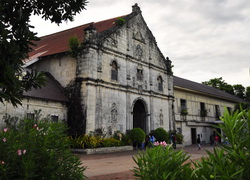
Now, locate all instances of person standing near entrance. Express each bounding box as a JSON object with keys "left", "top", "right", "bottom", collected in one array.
[
  {"left": 197, "top": 134, "right": 201, "bottom": 150},
  {"left": 214, "top": 135, "right": 219, "bottom": 146},
  {"left": 171, "top": 133, "right": 177, "bottom": 149},
  {"left": 149, "top": 133, "right": 155, "bottom": 147}
]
